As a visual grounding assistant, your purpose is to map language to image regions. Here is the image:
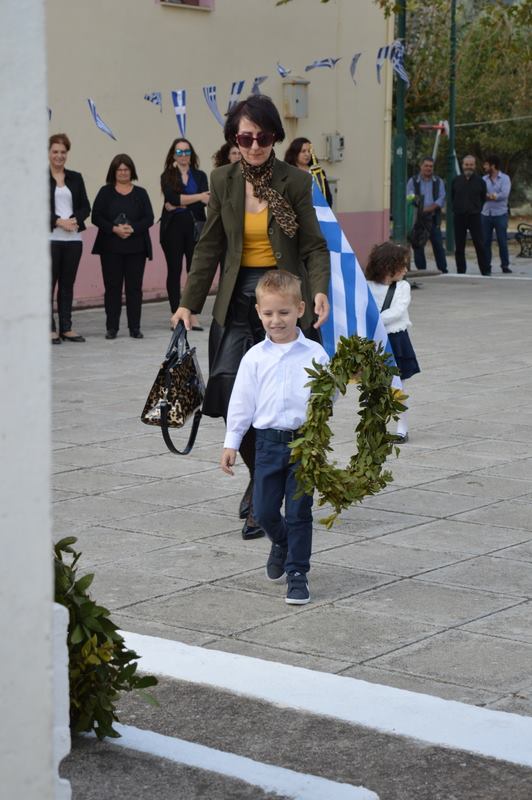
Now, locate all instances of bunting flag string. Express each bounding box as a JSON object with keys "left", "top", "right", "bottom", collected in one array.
[
  {"left": 311, "top": 180, "right": 400, "bottom": 390},
  {"left": 171, "top": 90, "right": 187, "bottom": 137},
  {"left": 227, "top": 80, "right": 246, "bottom": 113},
  {"left": 251, "top": 75, "right": 268, "bottom": 95},
  {"left": 349, "top": 53, "right": 362, "bottom": 85},
  {"left": 276, "top": 62, "right": 291, "bottom": 78},
  {"left": 87, "top": 98, "right": 117, "bottom": 140},
  {"left": 202, "top": 85, "right": 225, "bottom": 127},
  {"left": 304, "top": 57, "right": 341, "bottom": 72},
  {"left": 47, "top": 107, "right": 52, "bottom": 121},
  {"left": 144, "top": 92, "right": 162, "bottom": 112}
]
